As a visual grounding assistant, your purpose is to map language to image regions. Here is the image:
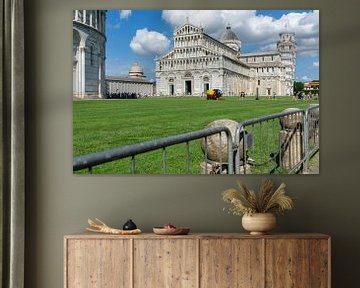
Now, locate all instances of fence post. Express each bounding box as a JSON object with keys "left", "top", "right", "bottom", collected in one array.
[
  {"left": 279, "top": 111, "right": 303, "bottom": 172},
  {"left": 227, "top": 132, "right": 234, "bottom": 174},
  {"left": 303, "top": 109, "right": 310, "bottom": 173},
  {"left": 234, "top": 125, "right": 248, "bottom": 174}
]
